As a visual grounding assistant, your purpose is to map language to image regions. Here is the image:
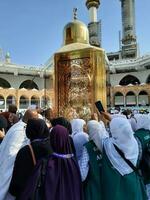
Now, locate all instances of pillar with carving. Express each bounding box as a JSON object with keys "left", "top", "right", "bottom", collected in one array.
[
  {"left": 86, "top": 0, "right": 101, "bottom": 47},
  {"left": 120, "top": 0, "right": 138, "bottom": 58}
]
